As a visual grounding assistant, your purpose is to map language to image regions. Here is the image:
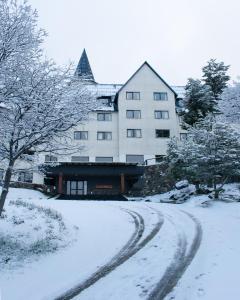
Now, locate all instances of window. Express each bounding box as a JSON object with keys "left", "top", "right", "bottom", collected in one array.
[
  {"left": 18, "top": 171, "right": 33, "bottom": 183},
  {"left": 97, "top": 113, "right": 112, "bottom": 121},
  {"left": 154, "top": 92, "right": 168, "bottom": 101},
  {"left": 154, "top": 110, "right": 169, "bottom": 119},
  {"left": 97, "top": 131, "right": 112, "bottom": 140},
  {"left": 126, "top": 92, "right": 140, "bottom": 100},
  {"left": 45, "top": 155, "right": 58, "bottom": 162},
  {"left": 74, "top": 131, "right": 88, "bottom": 140},
  {"left": 126, "top": 110, "right": 141, "bottom": 119},
  {"left": 127, "top": 129, "right": 142, "bottom": 138},
  {"left": 155, "top": 155, "right": 165, "bottom": 163},
  {"left": 95, "top": 157, "right": 113, "bottom": 163},
  {"left": 71, "top": 156, "right": 89, "bottom": 162},
  {"left": 98, "top": 98, "right": 109, "bottom": 105},
  {"left": 155, "top": 129, "right": 170, "bottom": 138},
  {"left": 126, "top": 155, "right": 144, "bottom": 164},
  {"left": 180, "top": 133, "right": 188, "bottom": 141}
]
